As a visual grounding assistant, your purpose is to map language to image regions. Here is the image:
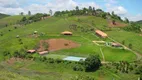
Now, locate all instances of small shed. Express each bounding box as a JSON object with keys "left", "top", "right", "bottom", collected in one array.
[
  {"left": 39, "top": 51, "right": 48, "bottom": 55},
  {"left": 27, "top": 50, "right": 36, "bottom": 53},
  {"left": 95, "top": 30, "right": 108, "bottom": 38},
  {"left": 61, "top": 31, "right": 72, "bottom": 35},
  {"left": 111, "top": 43, "right": 121, "bottom": 47}
]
